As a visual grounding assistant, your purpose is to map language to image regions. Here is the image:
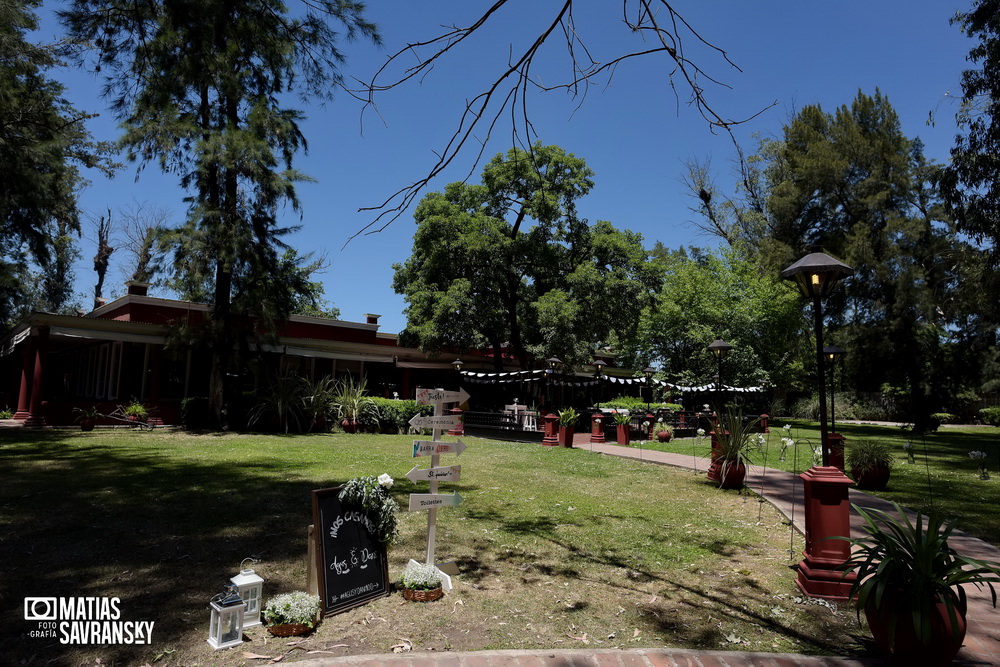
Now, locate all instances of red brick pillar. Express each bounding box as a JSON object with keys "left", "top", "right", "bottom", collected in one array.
[
  {"left": 645, "top": 412, "right": 655, "bottom": 440},
  {"left": 795, "top": 466, "right": 856, "bottom": 600},
  {"left": 13, "top": 336, "right": 35, "bottom": 420},
  {"left": 24, "top": 327, "right": 49, "bottom": 427},
  {"left": 447, "top": 407, "right": 464, "bottom": 436},
  {"left": 760, "top": 413, "right": 769, "bottom": 433},
  {"left": 590, "top": 412, "right": 605, "bottom": 444},
  {"left": 541, "top": 413, "right": 559, "bottom": 446}
]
